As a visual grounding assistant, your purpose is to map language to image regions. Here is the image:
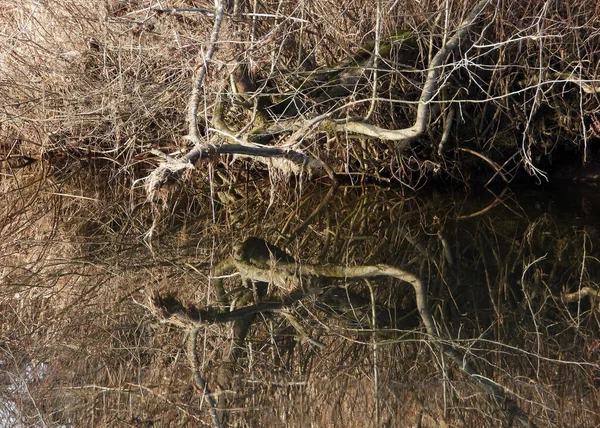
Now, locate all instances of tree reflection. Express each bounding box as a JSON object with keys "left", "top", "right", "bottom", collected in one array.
[{"left": 1, "top": 168, "right": 599, "bottom": 426}]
